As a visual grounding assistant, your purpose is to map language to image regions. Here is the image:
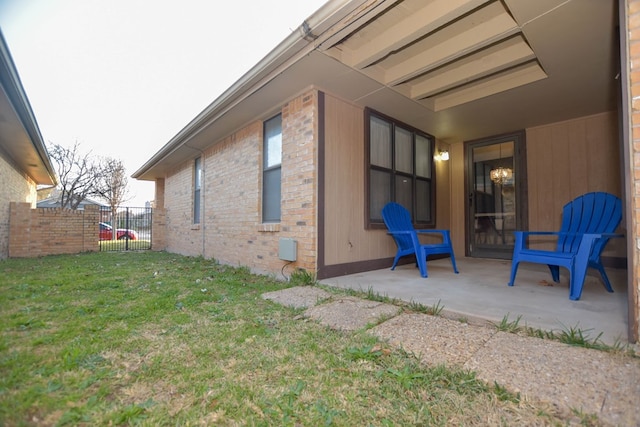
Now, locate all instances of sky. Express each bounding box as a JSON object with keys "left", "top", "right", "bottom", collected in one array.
[{"left": 0, "top": 0, "right": 328, "bottom": 206}]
